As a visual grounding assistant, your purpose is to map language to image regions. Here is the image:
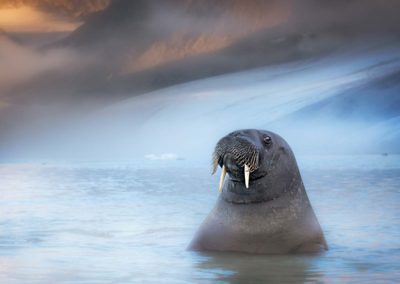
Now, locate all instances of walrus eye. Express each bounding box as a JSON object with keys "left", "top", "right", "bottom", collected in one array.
[{"left": 263, "top": 136, "right": 272, "bottom": 145}]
